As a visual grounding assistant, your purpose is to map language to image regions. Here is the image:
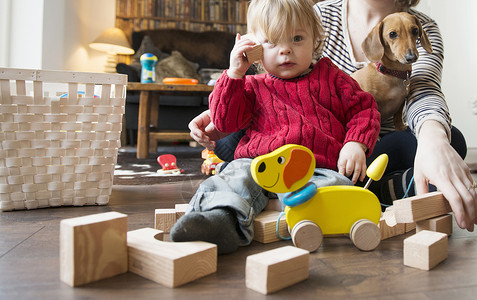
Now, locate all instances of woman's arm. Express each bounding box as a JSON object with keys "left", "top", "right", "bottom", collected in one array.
[{"left": 405, "top": 13, "right": 451, "bottom": 138}]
